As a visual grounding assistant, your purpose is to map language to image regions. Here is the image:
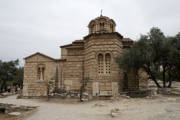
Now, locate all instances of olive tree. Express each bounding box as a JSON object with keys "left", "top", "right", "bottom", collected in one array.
[{"left": 116, "top": 27, "right": 180, "bottom": 88}]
